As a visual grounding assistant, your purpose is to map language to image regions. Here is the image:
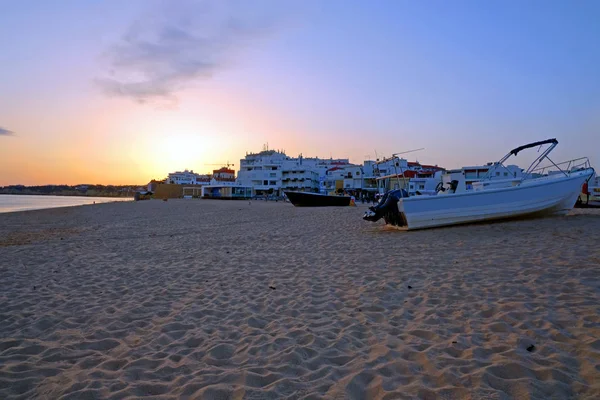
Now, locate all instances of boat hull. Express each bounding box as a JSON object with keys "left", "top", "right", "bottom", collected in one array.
[
  {"left": 284, "top": 191, "right": 352, "bottom": 207},
  {"left": 397, "top": 169, "right": 594, "bottom": 230}
]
